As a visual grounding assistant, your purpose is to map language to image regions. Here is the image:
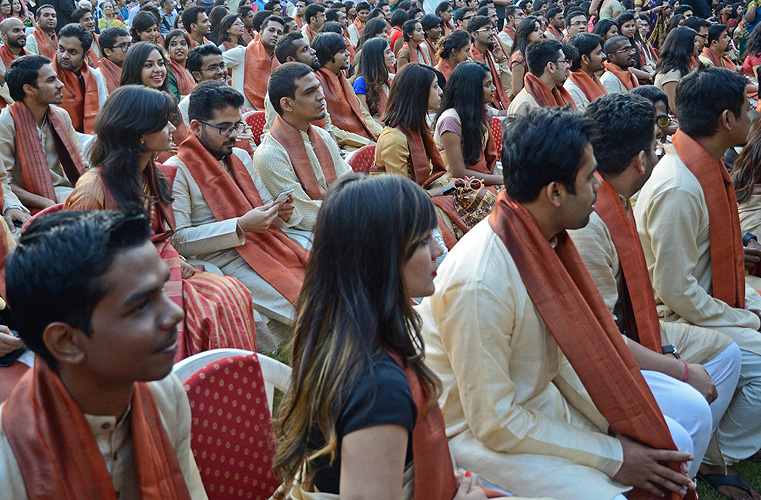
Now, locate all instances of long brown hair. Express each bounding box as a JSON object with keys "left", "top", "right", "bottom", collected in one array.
[
  {"left": 731, "top": 116, "right": 761, "bottom": 205},
  {"left": 273, "top": 174, "right": 440, "bottom": 487}
]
